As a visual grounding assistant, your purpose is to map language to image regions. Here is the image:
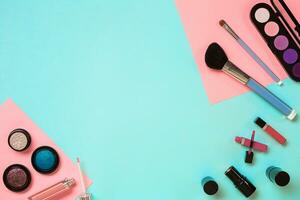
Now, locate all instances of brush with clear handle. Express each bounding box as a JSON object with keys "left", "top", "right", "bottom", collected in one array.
[
  {"left": 219, "top": 20, "right": 283, "bottom": 85},
  {"left": 77, "top": 158, "right": 92, "bottom": 200}
]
